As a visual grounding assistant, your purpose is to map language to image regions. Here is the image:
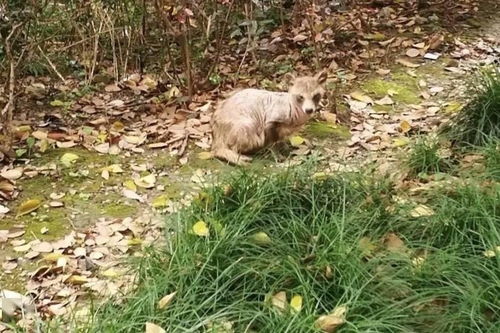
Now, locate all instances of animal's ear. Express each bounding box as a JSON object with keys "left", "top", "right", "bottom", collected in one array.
[
  {"left": 315, "top": 70, "right": 328, "bottom": 84},
  {"left": 283, "top": 72, "right": 296, "bottom": 86}
]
